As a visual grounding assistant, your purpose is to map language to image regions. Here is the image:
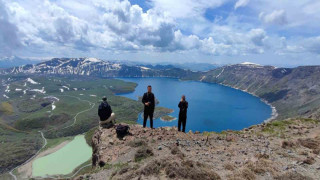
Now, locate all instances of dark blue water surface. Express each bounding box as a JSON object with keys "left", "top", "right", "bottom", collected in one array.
[{"left": 118, "top": 78, "right": 272, "bottom": 132}]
